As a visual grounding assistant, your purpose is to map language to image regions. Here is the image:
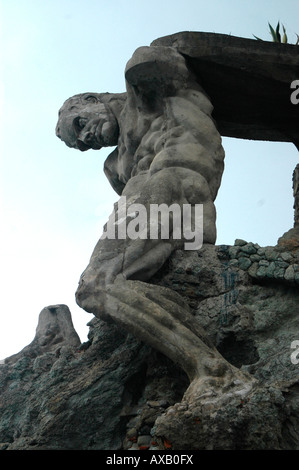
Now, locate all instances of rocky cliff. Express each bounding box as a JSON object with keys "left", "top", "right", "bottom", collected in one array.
[{"left": 0, "top": 235, "right": 298, "bottom": 450}]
